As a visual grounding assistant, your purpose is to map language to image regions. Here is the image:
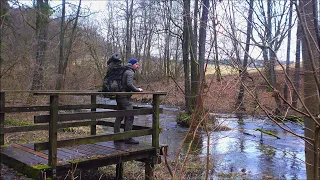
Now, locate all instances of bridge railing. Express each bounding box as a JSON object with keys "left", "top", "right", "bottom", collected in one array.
[{"left": 0, "top": 91, "right": 166, "bottom": 169}]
